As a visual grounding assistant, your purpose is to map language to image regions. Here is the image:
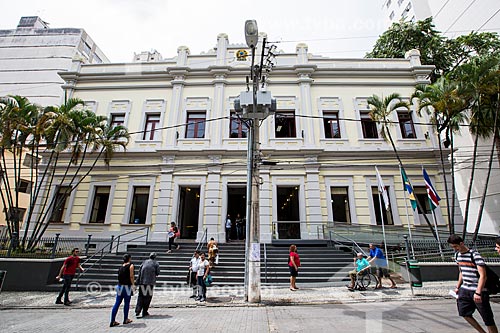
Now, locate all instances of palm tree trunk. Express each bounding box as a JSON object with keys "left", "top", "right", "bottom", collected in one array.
[
  {"left": 438, "top": 129, "right": 453, "bottom": 233},
  {"left": 462, "top": 128, "right": 479, "bottom": 238},
  {"left": 472, "top": 93, "right": 500, "bottom": 243},
  {"left": 450, "top": 130, "right": 457, "bottom": 237},
  {"left": 385, "top": 125, "right": 439, "bottom": 240}
]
